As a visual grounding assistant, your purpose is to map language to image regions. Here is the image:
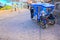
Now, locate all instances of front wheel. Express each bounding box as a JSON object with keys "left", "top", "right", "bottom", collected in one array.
[
  {"left": 40, "top": 21, "right": 47, "bottom": 29},
  {"left": 42, "top": 24, "right": 47, "bottom": 29}
]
